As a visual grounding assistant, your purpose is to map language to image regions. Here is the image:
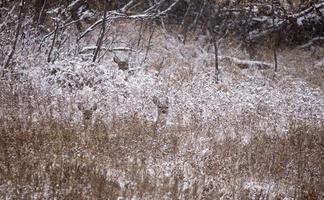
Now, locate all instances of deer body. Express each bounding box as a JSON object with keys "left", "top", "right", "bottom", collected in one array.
[
  {"left": 113, "top": 56, "right": 129, "bottom": 71},
  {"left": 153, "top": 96, "right": 169, "bottom": 133},
  {"left": 78, "top": 103, "right": 97, "bottom": 128}
]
